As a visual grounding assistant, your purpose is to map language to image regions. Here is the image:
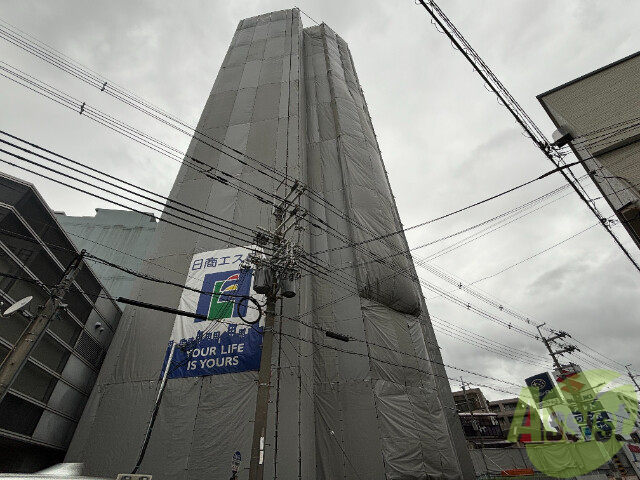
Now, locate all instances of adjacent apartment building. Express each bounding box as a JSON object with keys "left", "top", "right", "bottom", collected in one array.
[
  {"left": 538, "top": 51, "right": 640, "bottom": 249},
  {"left": 0, "top": 173, "right": 121, "bottom": 472}
]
